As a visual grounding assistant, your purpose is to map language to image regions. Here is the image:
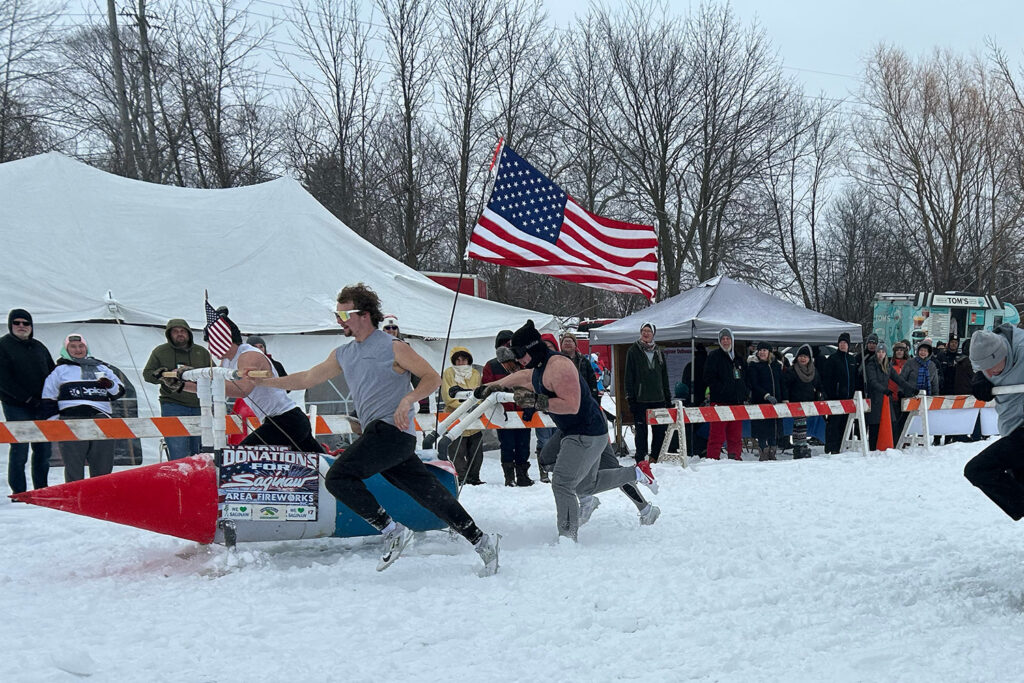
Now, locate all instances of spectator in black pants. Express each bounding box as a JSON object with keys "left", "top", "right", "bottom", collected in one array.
[
  {"left": 823, "top": 332, "right": 858, "bottom": 453},
  {"left": 624, "top": 322, "right": 671, "bottom": 463},
  {"left": 964, "top": 327, "right": 1024, "bottom": 521},
  {"left": 0, "top": 309, "right": 55, "bottom": 493}
]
